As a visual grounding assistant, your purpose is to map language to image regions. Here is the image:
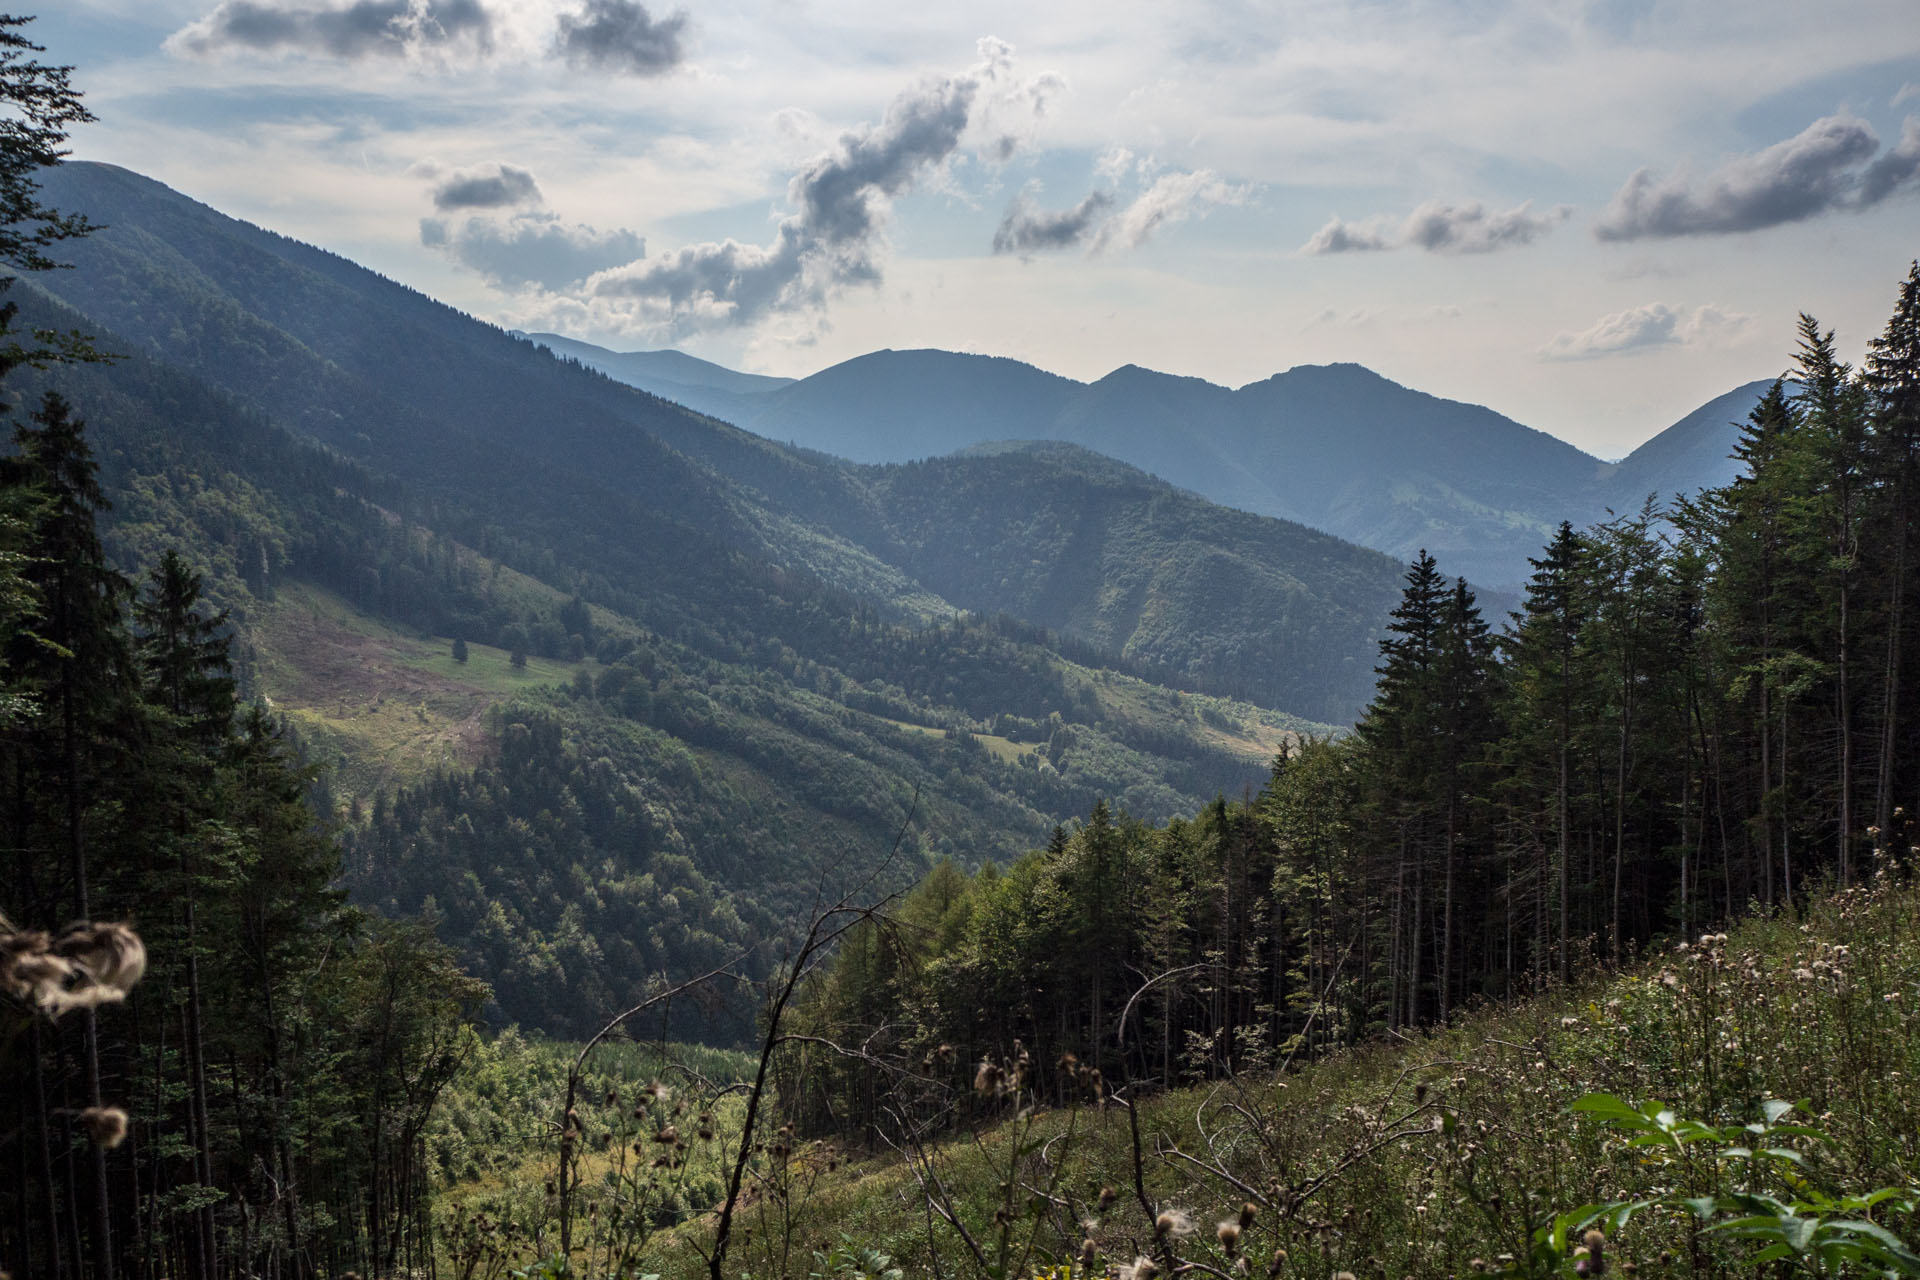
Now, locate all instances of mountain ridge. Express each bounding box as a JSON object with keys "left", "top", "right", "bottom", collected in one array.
[{"left": 551, "top": 336, "right": 1771, "bottom": 588}]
